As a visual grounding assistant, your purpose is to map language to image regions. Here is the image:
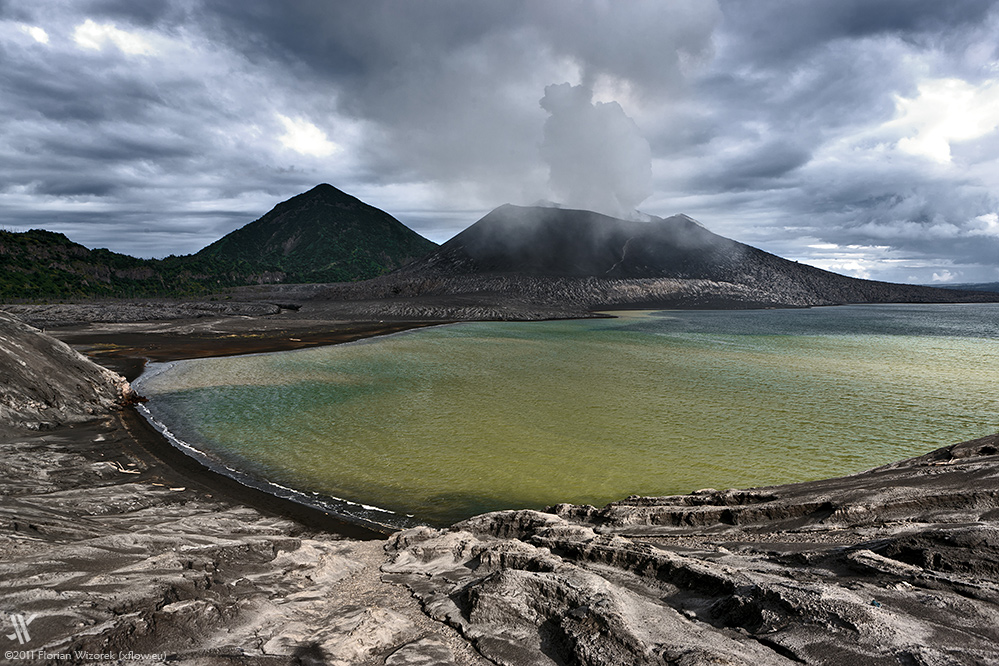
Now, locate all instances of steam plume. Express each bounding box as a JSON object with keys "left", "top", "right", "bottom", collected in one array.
[{"left": 540, "top": 83, "right": 653, "bottom": 219}]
